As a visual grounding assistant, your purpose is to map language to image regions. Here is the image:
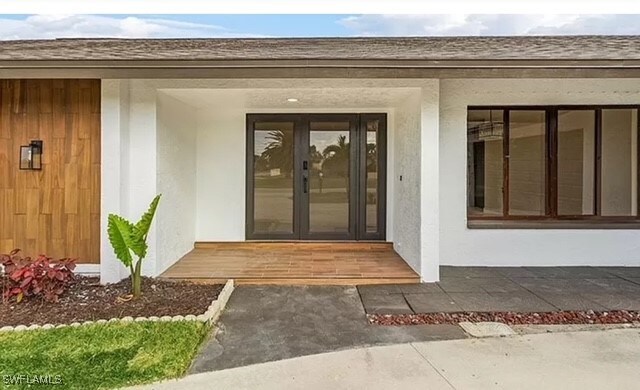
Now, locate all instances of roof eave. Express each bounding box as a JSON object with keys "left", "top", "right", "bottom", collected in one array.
[
  {"left": 2, "top": 59, "right": 640, "bottom": 79},
  {"left": 2, "top": 58, "right": 640, "bottom": 69}
]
